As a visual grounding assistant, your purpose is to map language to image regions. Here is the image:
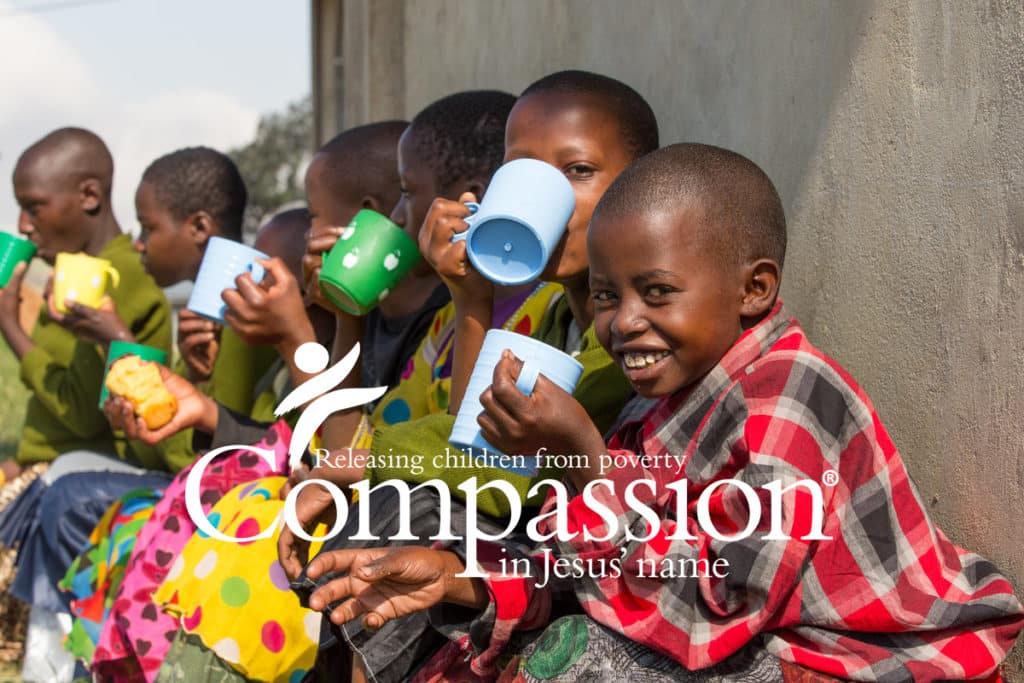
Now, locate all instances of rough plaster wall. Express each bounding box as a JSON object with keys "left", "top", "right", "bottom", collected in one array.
[{"left": 399, "top": 0, "right": 1024, "bottom": 671}]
